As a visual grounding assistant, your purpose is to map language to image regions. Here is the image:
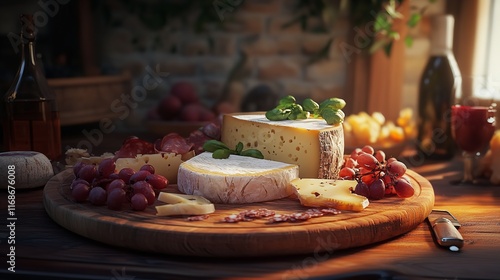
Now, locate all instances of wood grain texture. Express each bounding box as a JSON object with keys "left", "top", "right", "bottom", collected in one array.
[{"left": 43, "top": 169, "right": 434, "bottom": 257}]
